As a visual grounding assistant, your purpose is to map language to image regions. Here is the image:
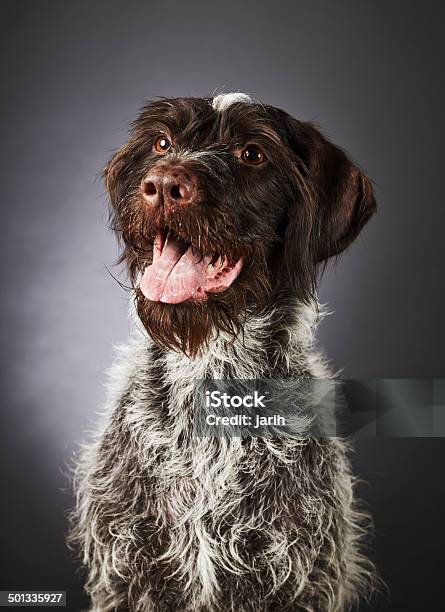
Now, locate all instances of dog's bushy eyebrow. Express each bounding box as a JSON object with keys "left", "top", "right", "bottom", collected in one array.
[
  {"left": 133, "top": 98, "right": 215, "bottom": 134},
  {"left": 216, "top": 104, "right": 284, "bottom": 145}
]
